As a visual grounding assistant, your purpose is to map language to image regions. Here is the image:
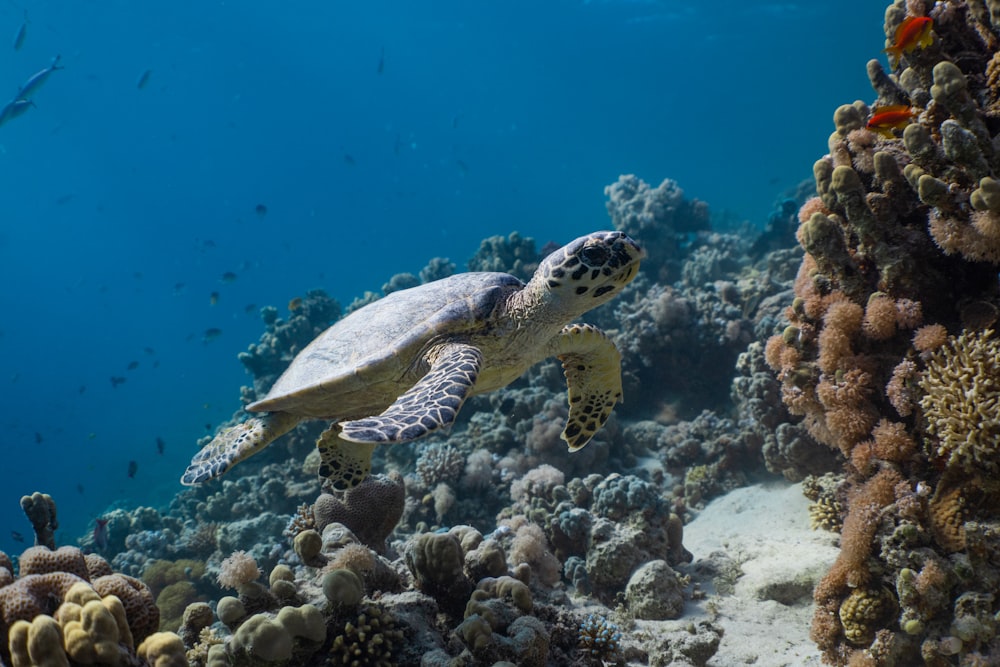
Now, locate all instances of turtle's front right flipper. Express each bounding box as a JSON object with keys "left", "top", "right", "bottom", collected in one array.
[{"left": 180, "top": 411, "right": 300, "bottom": 485}]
